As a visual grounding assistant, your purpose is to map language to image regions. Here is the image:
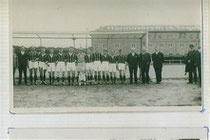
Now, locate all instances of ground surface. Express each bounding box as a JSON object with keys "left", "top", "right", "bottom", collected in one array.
[{"left": 14, "top": 79, "right": 201, "bottom": 108}]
